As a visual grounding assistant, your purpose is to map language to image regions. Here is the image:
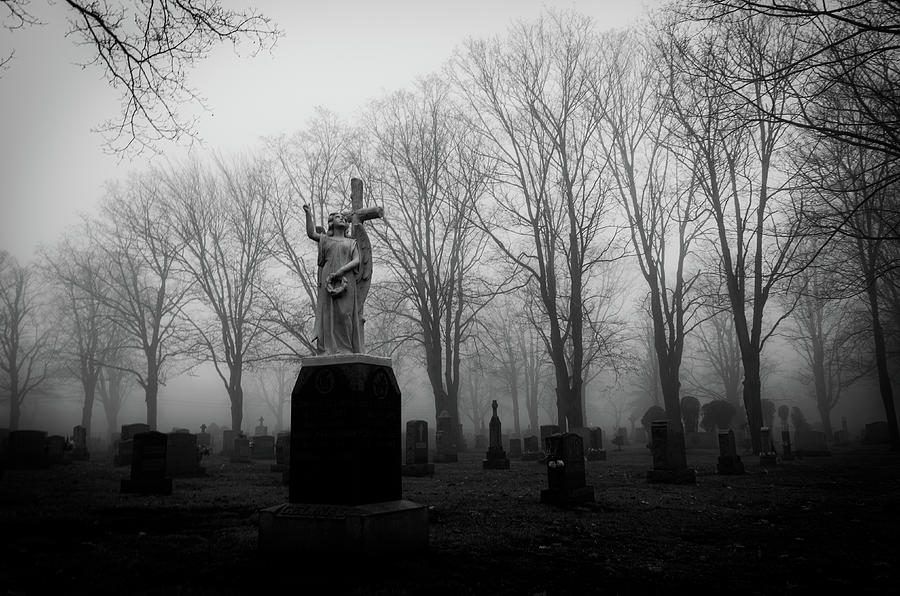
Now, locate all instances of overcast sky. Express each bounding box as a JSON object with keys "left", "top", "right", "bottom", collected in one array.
[{"left": 0, "top": 0, "right": 654, "bottom": 263}]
